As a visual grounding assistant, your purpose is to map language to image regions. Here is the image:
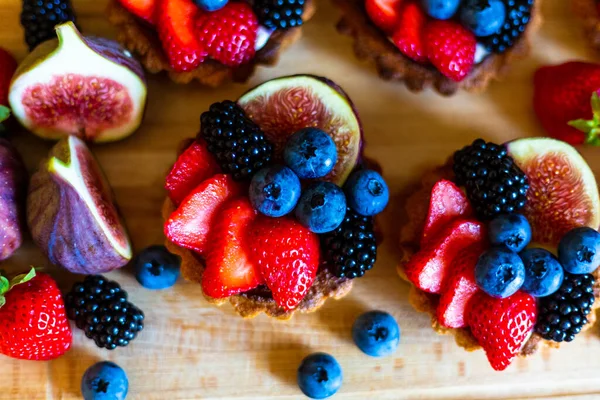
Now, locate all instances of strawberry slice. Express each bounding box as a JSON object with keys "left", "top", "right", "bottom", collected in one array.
[
  {"left": 202, "top": 198, "right": 262, "bottom": 298},
  {"left": 391, "top": 1, "right": 429, "bottom": 64},
  {"left": 405, "top": 219, "right": 484, "bottom": 294},
  {"left": 422, "top": 179, "right": 472, "bottom": 246},
  {"left": 118, "top": 0, "right": 156, "bottom": 24},
  {"left": 165, "top": 140, "right": 220, "bottom": 205},
  {"left": 365, "top": 0, "right": 404, "bottom": 34},
  {"left": 164, "top": 174, "right": 245, "bottom": 255}
]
